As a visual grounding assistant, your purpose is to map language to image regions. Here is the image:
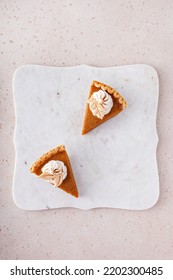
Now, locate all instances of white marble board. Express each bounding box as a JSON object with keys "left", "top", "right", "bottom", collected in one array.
[{"left": 12, "top": 64, "right": 159, "bottom": 210}]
